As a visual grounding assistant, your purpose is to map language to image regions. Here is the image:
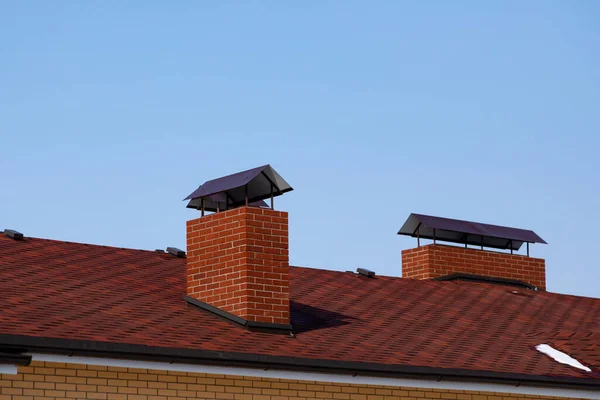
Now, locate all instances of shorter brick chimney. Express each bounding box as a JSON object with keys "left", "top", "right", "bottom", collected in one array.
[
  {"left": 186, "top": 206, "right": 290, "bottom": 325},
  {"left": 402, "top": 244, "right": 546, "bottom": 290},
  {"left": 398, "top": 213, "right": 547, "bottom": 290}
]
